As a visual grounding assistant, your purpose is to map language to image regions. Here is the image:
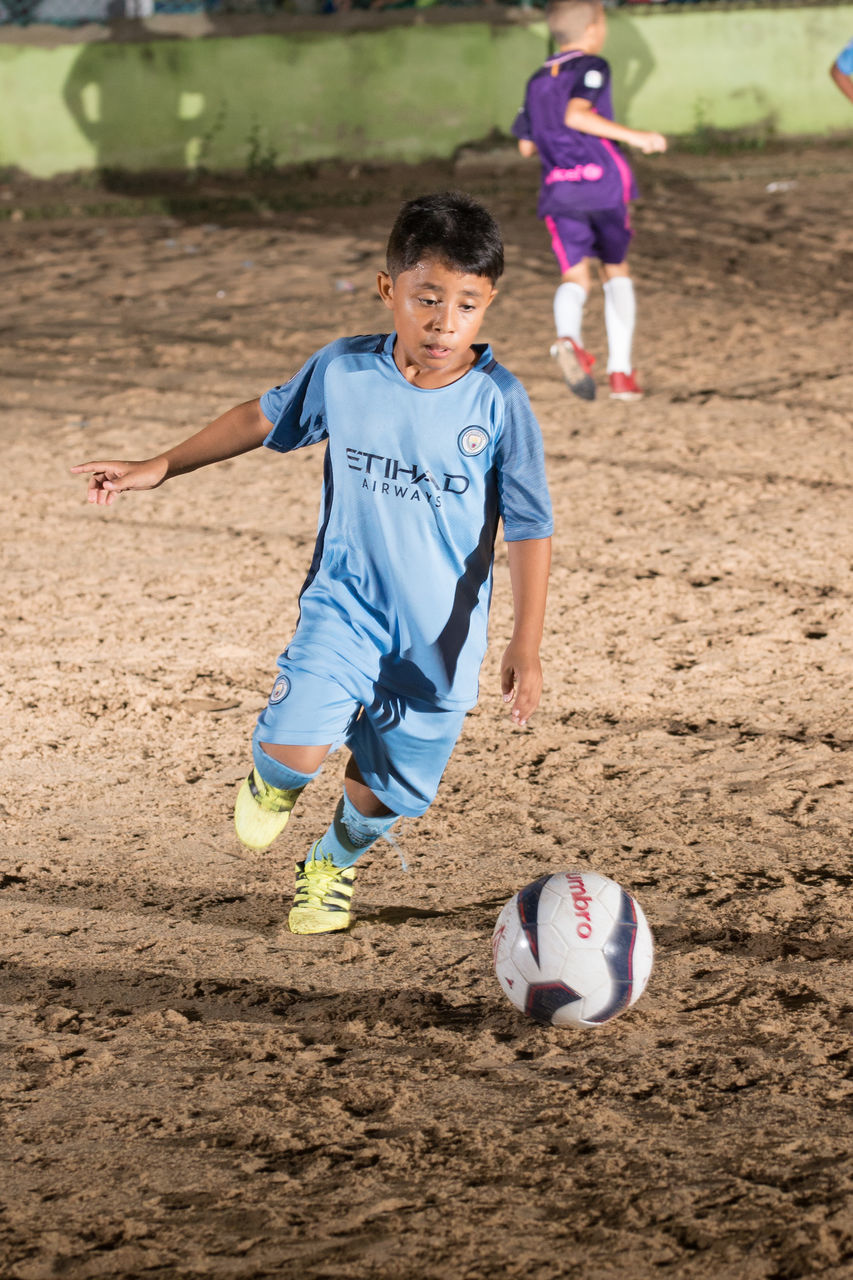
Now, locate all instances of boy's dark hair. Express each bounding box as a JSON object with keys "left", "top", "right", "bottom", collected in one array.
[{"left": 386, "top": 191, "right": 504, "bottom": 284}]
